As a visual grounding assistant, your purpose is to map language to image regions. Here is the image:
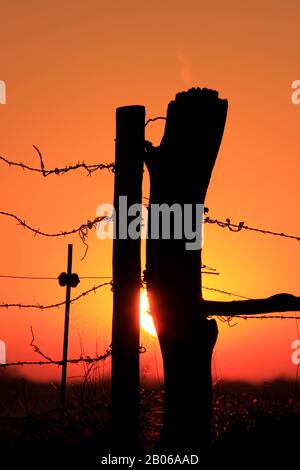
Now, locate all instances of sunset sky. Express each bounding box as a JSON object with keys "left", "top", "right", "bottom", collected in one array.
[{"left": 0, "top": 0, "right": 300, "bottom": 384}]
